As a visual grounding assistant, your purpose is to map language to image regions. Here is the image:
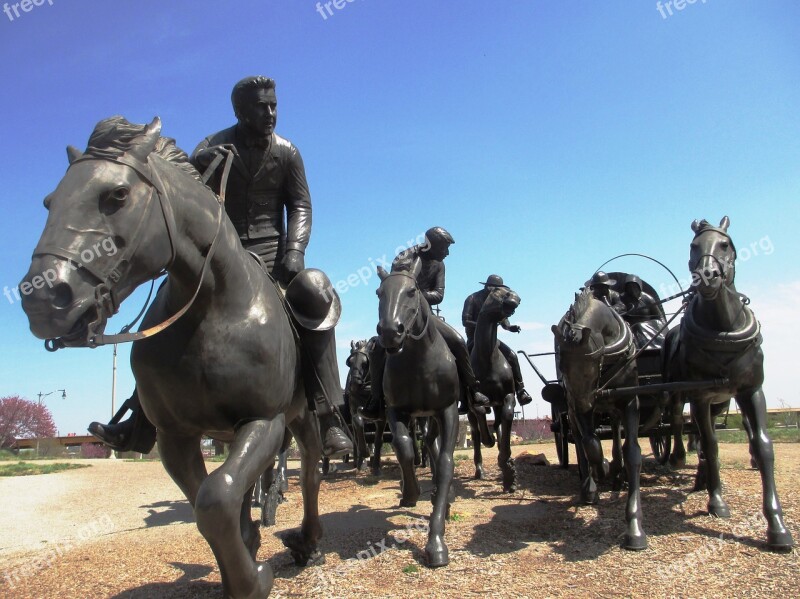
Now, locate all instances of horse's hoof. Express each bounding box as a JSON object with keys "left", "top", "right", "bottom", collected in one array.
[
  {"left": 669, "top": 455, "right": 686, "bottom": 469},
  {"left": 581, "top": 491, "right": 599, "bottom": 505},
  {"left": 767, "top": 528, "right": 794, "bottom": 551},
  {"left": 750, "top": 458, "right": 758, "bottom": 469},
  {"left": 504, "top": 484, "right": 517, "bottom": 493},
  {"left": 708, "top": 500, "right": 731, "bottom": 518},
  {"left": 623, "top": 533, "right": 648, "bottom": 551},
  {"left": 474, "top": 467, "right": 484, "bottom": 480},
  {"left": 282, "top": 531, "right": 324, "bottom": 567},
  {"left": 425, "top": 542, "right": 449, "bottom": 568},
  {"left": 399, "top": 496, "right": 418, "bottom": 508}
]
